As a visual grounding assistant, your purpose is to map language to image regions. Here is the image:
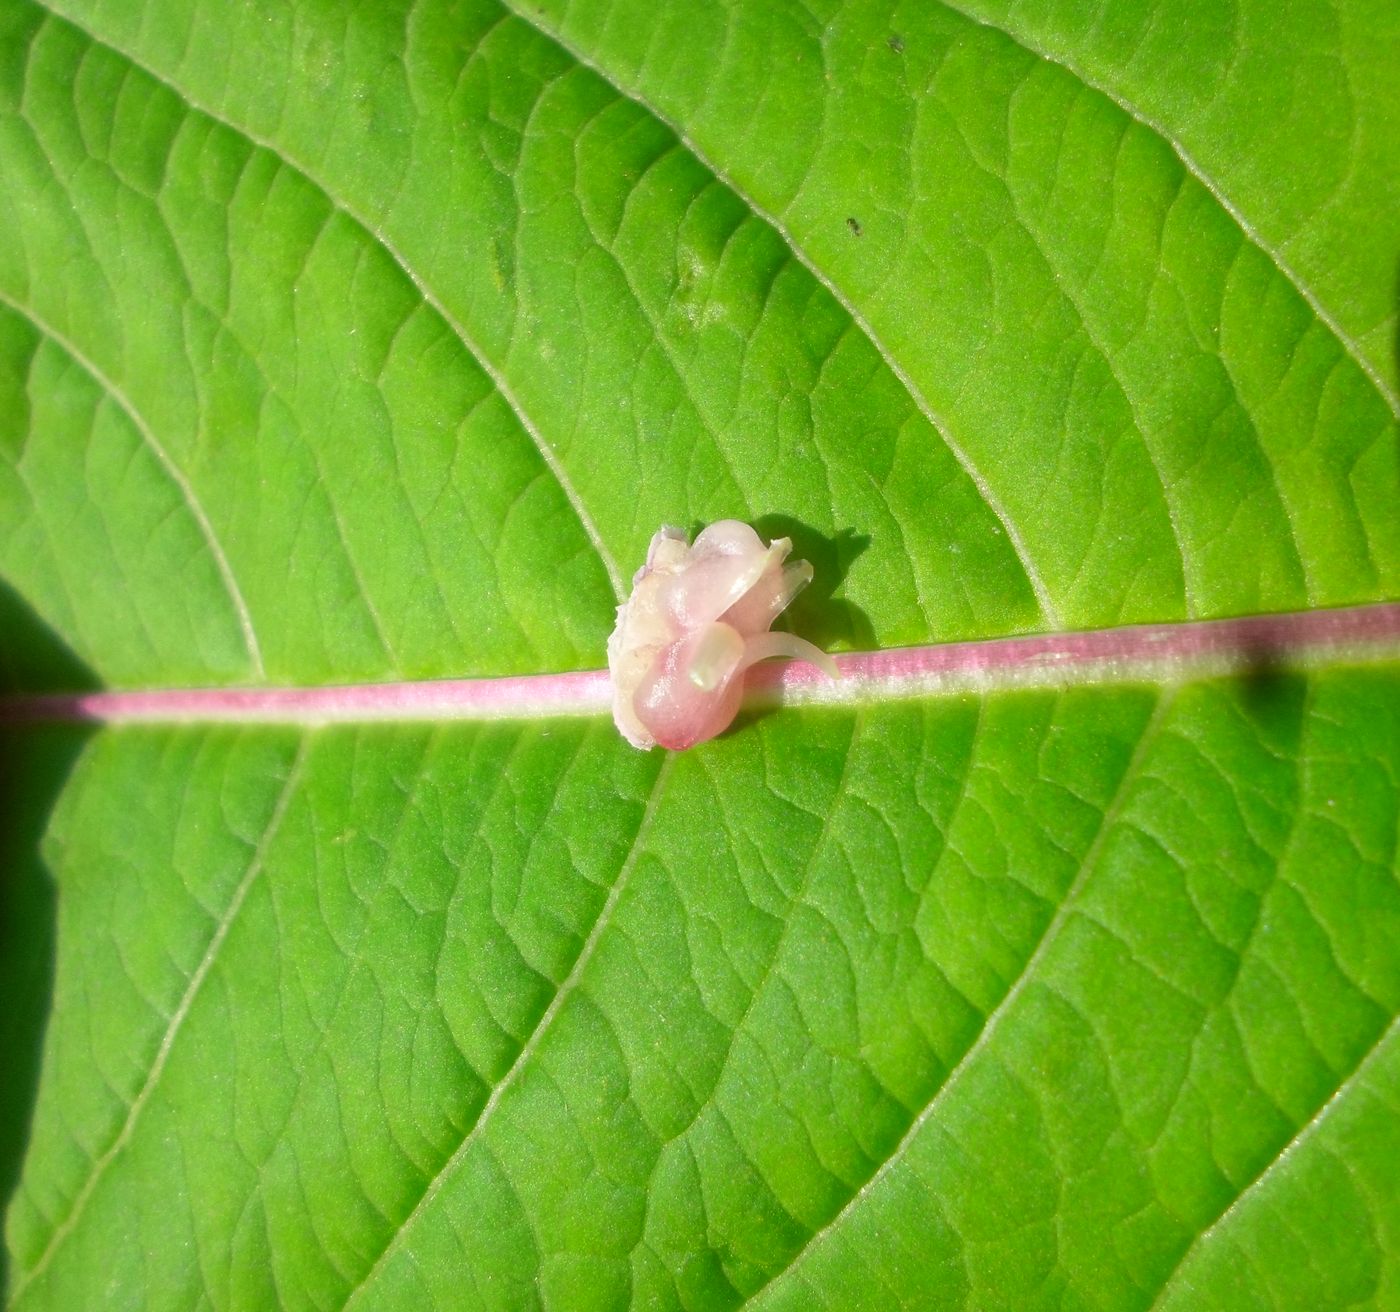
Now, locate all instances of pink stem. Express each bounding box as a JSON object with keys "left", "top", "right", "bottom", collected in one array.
[
  {"left": 0, "top": 671, "right": 614, "bottom": 725},
  {"left": 753, "top": 600, "right": 1400, "bottom": 706},
  {"left": 3, "top": 602, "right": 1399, "bottom": 726}
]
